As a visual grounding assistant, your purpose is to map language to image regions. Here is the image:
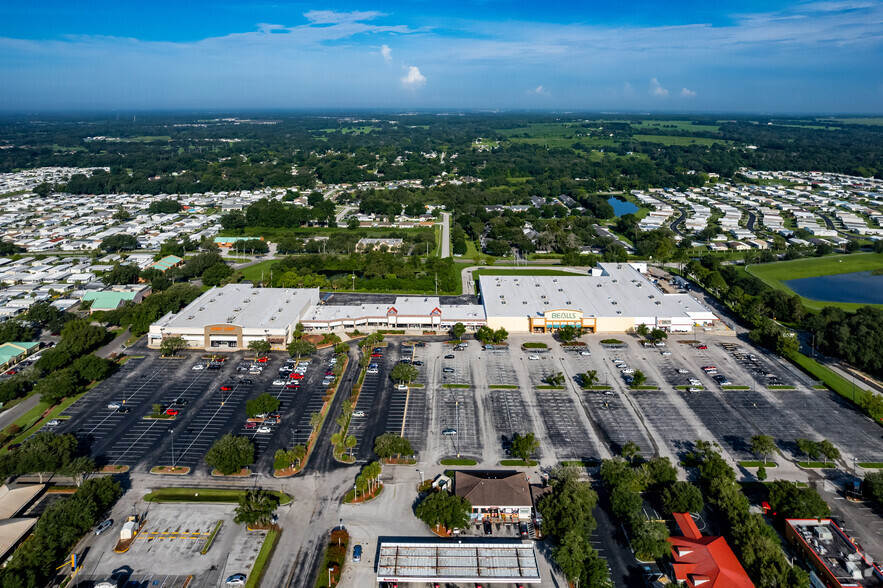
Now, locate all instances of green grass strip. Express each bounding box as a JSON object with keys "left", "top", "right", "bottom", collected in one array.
[
  {"left": 858, "top": 462, "right": 883, "bottom": 468},
  {"left": 738, "top": 461, "right": 778, "bottom": 468},
  {"left": 582, "top": 385, "right": 612, "bottom": 390},
  {"left": 561, "top": 460, "right": 600, "bottom": 468},
  {"left": 536, "top": 385, "right": 564, "bottom": 390},
  {"left": 630, "top": 386, "right": 659, "bottom": 390},
  {"left": 768, "top": 385, "right": 796, "bottom": 389},
  {"left": 722, "top": 385, "right": 750, "bottom": 390},
  {"left": 442, "top": 384, "right": 471, "bottom": 389},
  {"left": 245, "top": 527, "right": 280, "bottom": 588},
  {"left": 789, "top": 353, "right": 874, "bottom": 414},
  {"left": 676, "top": 385, "right": 704, "bottom": 390},
  {"left": 489, "top": 385, "right": 518, "bottom": 389},
  {"left": 440, "top": 458, "right": 477, "bottom": 466},
  {"left": 500, "top": 459, "right": 538, "bottom": 467},
  {"left": 144, "top": 488, "right": 292, "bottom": 505},
  {"left": 201, "top": 520, "right": 223, "bottom": 555},
  {"left": 797, "top": 461, "right": 836, "bottom": 469}
]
